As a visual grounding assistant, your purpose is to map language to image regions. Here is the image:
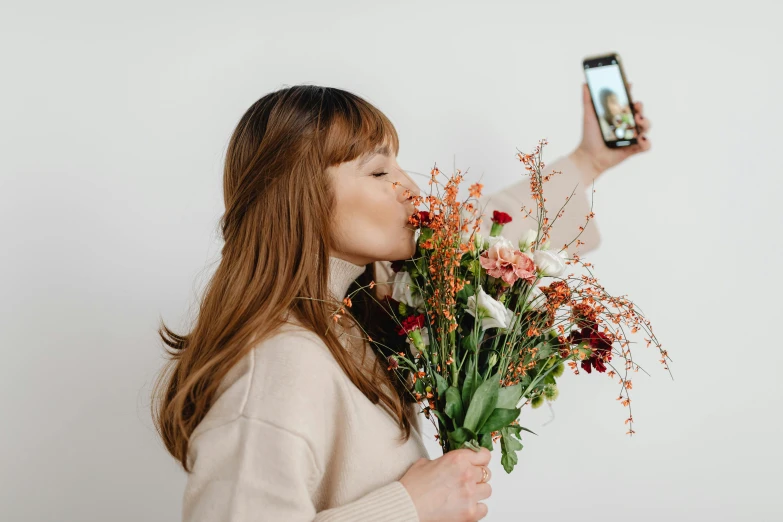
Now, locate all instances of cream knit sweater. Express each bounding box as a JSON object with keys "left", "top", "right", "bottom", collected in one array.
[{"left": 181, "top": 156, "right": 599, "bottom": 521}]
